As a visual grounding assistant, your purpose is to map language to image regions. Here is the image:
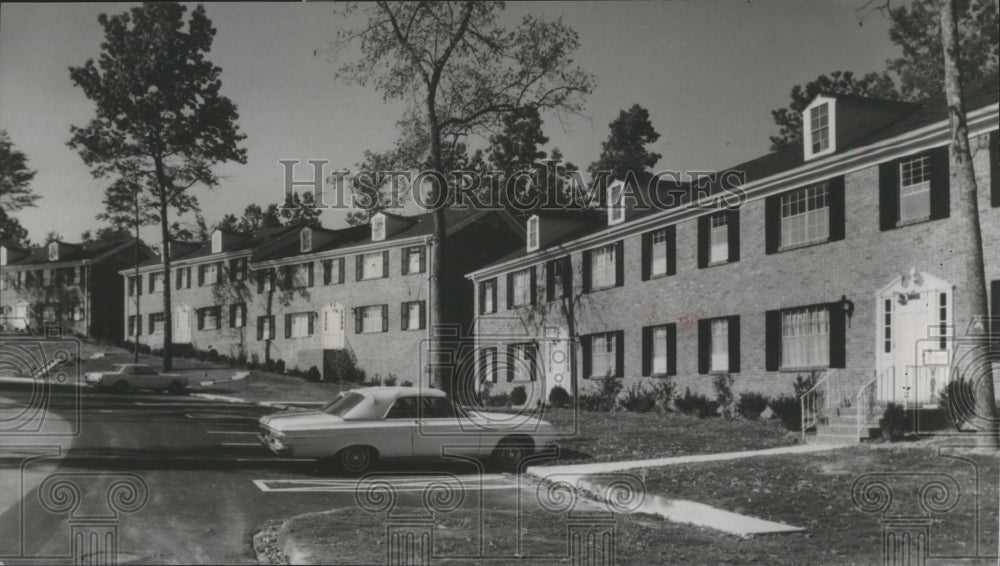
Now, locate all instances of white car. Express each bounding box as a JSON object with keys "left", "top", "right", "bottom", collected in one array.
[
  {"left": 84, "top": 363, "right": 188, "bottom": 394},
  {"left": 258, "top": 386, "right": 559, "bottom": 473}
]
